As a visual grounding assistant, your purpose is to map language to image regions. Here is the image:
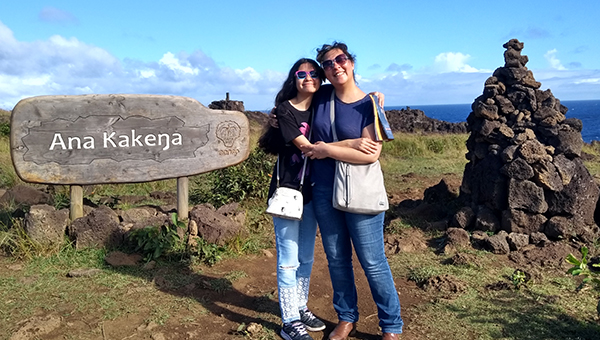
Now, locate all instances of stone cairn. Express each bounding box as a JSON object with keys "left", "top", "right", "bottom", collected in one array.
[
  {"left": 209, "top": 92, "right": 245, "bottom": 112},
  {"left": 453, "top": 39, "right": 600, "bottom": 245}
]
